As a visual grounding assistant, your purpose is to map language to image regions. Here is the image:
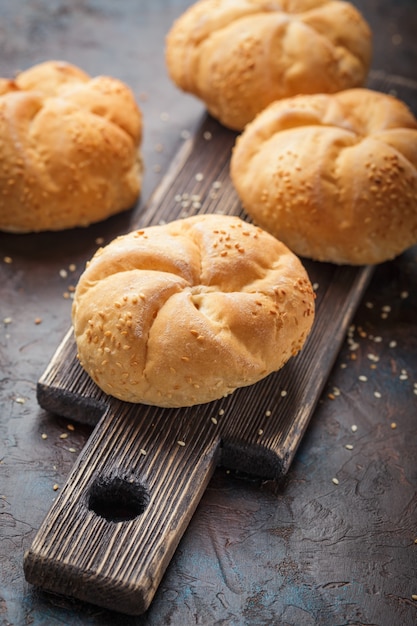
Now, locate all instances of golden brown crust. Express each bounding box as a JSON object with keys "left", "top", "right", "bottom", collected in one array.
[
  {"left": 230, "top": 88, "right": 417, "bottom": 265},
  {"left": 72, "top": 214, "right": 315, "bottom": 407},
  {"left": 0, "top": 61, "right": 143, "bottom": 233},
  {"left": 166, "top": 0, "right": 372, "bottom": 130}
]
